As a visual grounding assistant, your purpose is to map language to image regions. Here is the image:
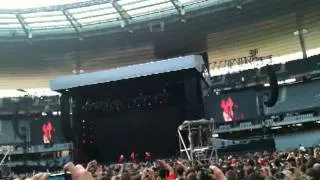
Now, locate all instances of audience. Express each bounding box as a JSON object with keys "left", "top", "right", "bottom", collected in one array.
[{"left": 7, "top": 146, "right": 320, "bottom": 180}]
